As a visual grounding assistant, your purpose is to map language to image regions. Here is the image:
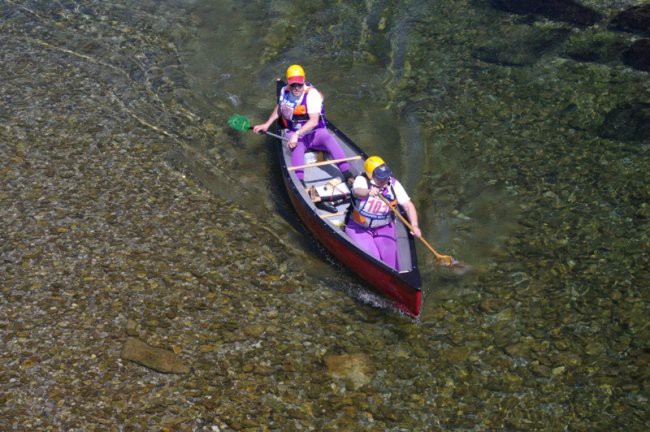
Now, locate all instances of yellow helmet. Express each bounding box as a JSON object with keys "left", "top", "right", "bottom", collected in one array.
[
  {"left": 286, "top": 64, "right": 306, "bottom": 84},
  {"left": 364, "top": 156, "right": 386, "bottom": 178}
]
